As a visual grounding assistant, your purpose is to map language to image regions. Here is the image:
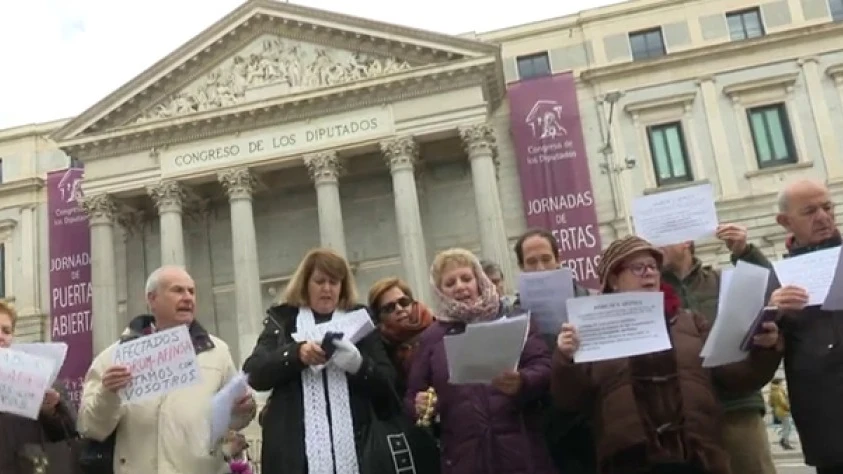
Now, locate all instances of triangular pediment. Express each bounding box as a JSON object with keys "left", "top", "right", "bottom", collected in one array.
[
  {"left": 53, "top": 0, "right": 500, "bottom": 143},
  {"left": 134, "top": 34, "right": 418, "bottom": 124}
]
